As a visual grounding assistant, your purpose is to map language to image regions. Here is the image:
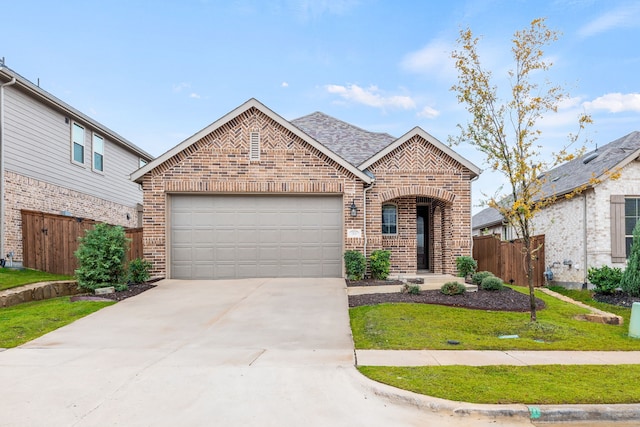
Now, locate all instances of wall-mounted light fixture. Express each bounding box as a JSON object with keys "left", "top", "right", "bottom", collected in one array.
[{"left": 349, "top": 200, "right": 358, "bottom": 217}]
